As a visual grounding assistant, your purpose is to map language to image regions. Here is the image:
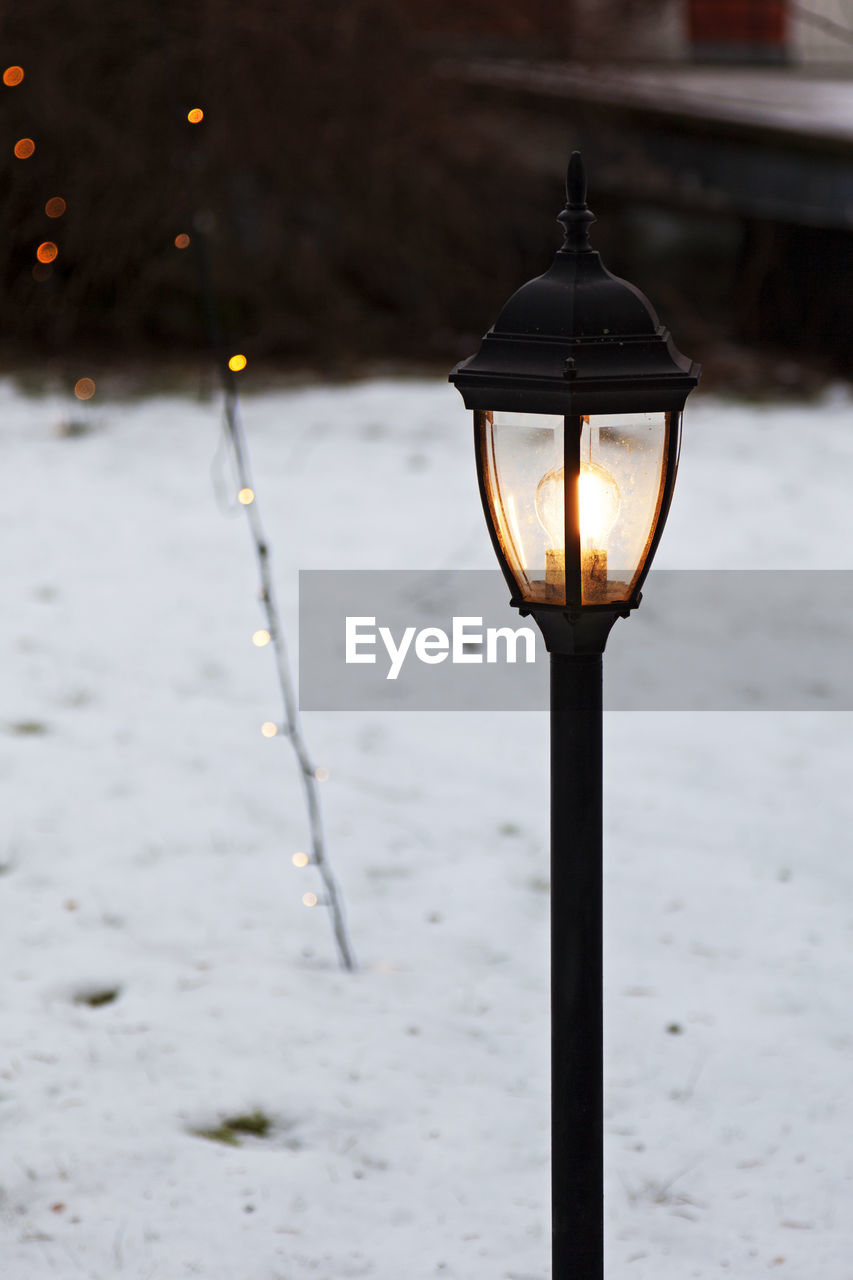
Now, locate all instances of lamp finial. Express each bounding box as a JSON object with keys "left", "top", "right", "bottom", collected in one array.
[{"left": 558, "top": 150, "right": 596, "bottom": 252}]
